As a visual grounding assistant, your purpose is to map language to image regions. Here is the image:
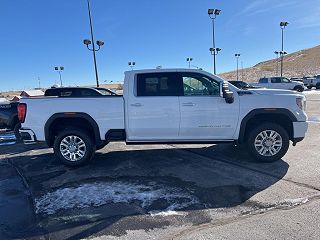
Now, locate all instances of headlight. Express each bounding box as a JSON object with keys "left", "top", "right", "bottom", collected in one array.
[{"left": 296, "top": 98, "right": 306, "bottom": 111}]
